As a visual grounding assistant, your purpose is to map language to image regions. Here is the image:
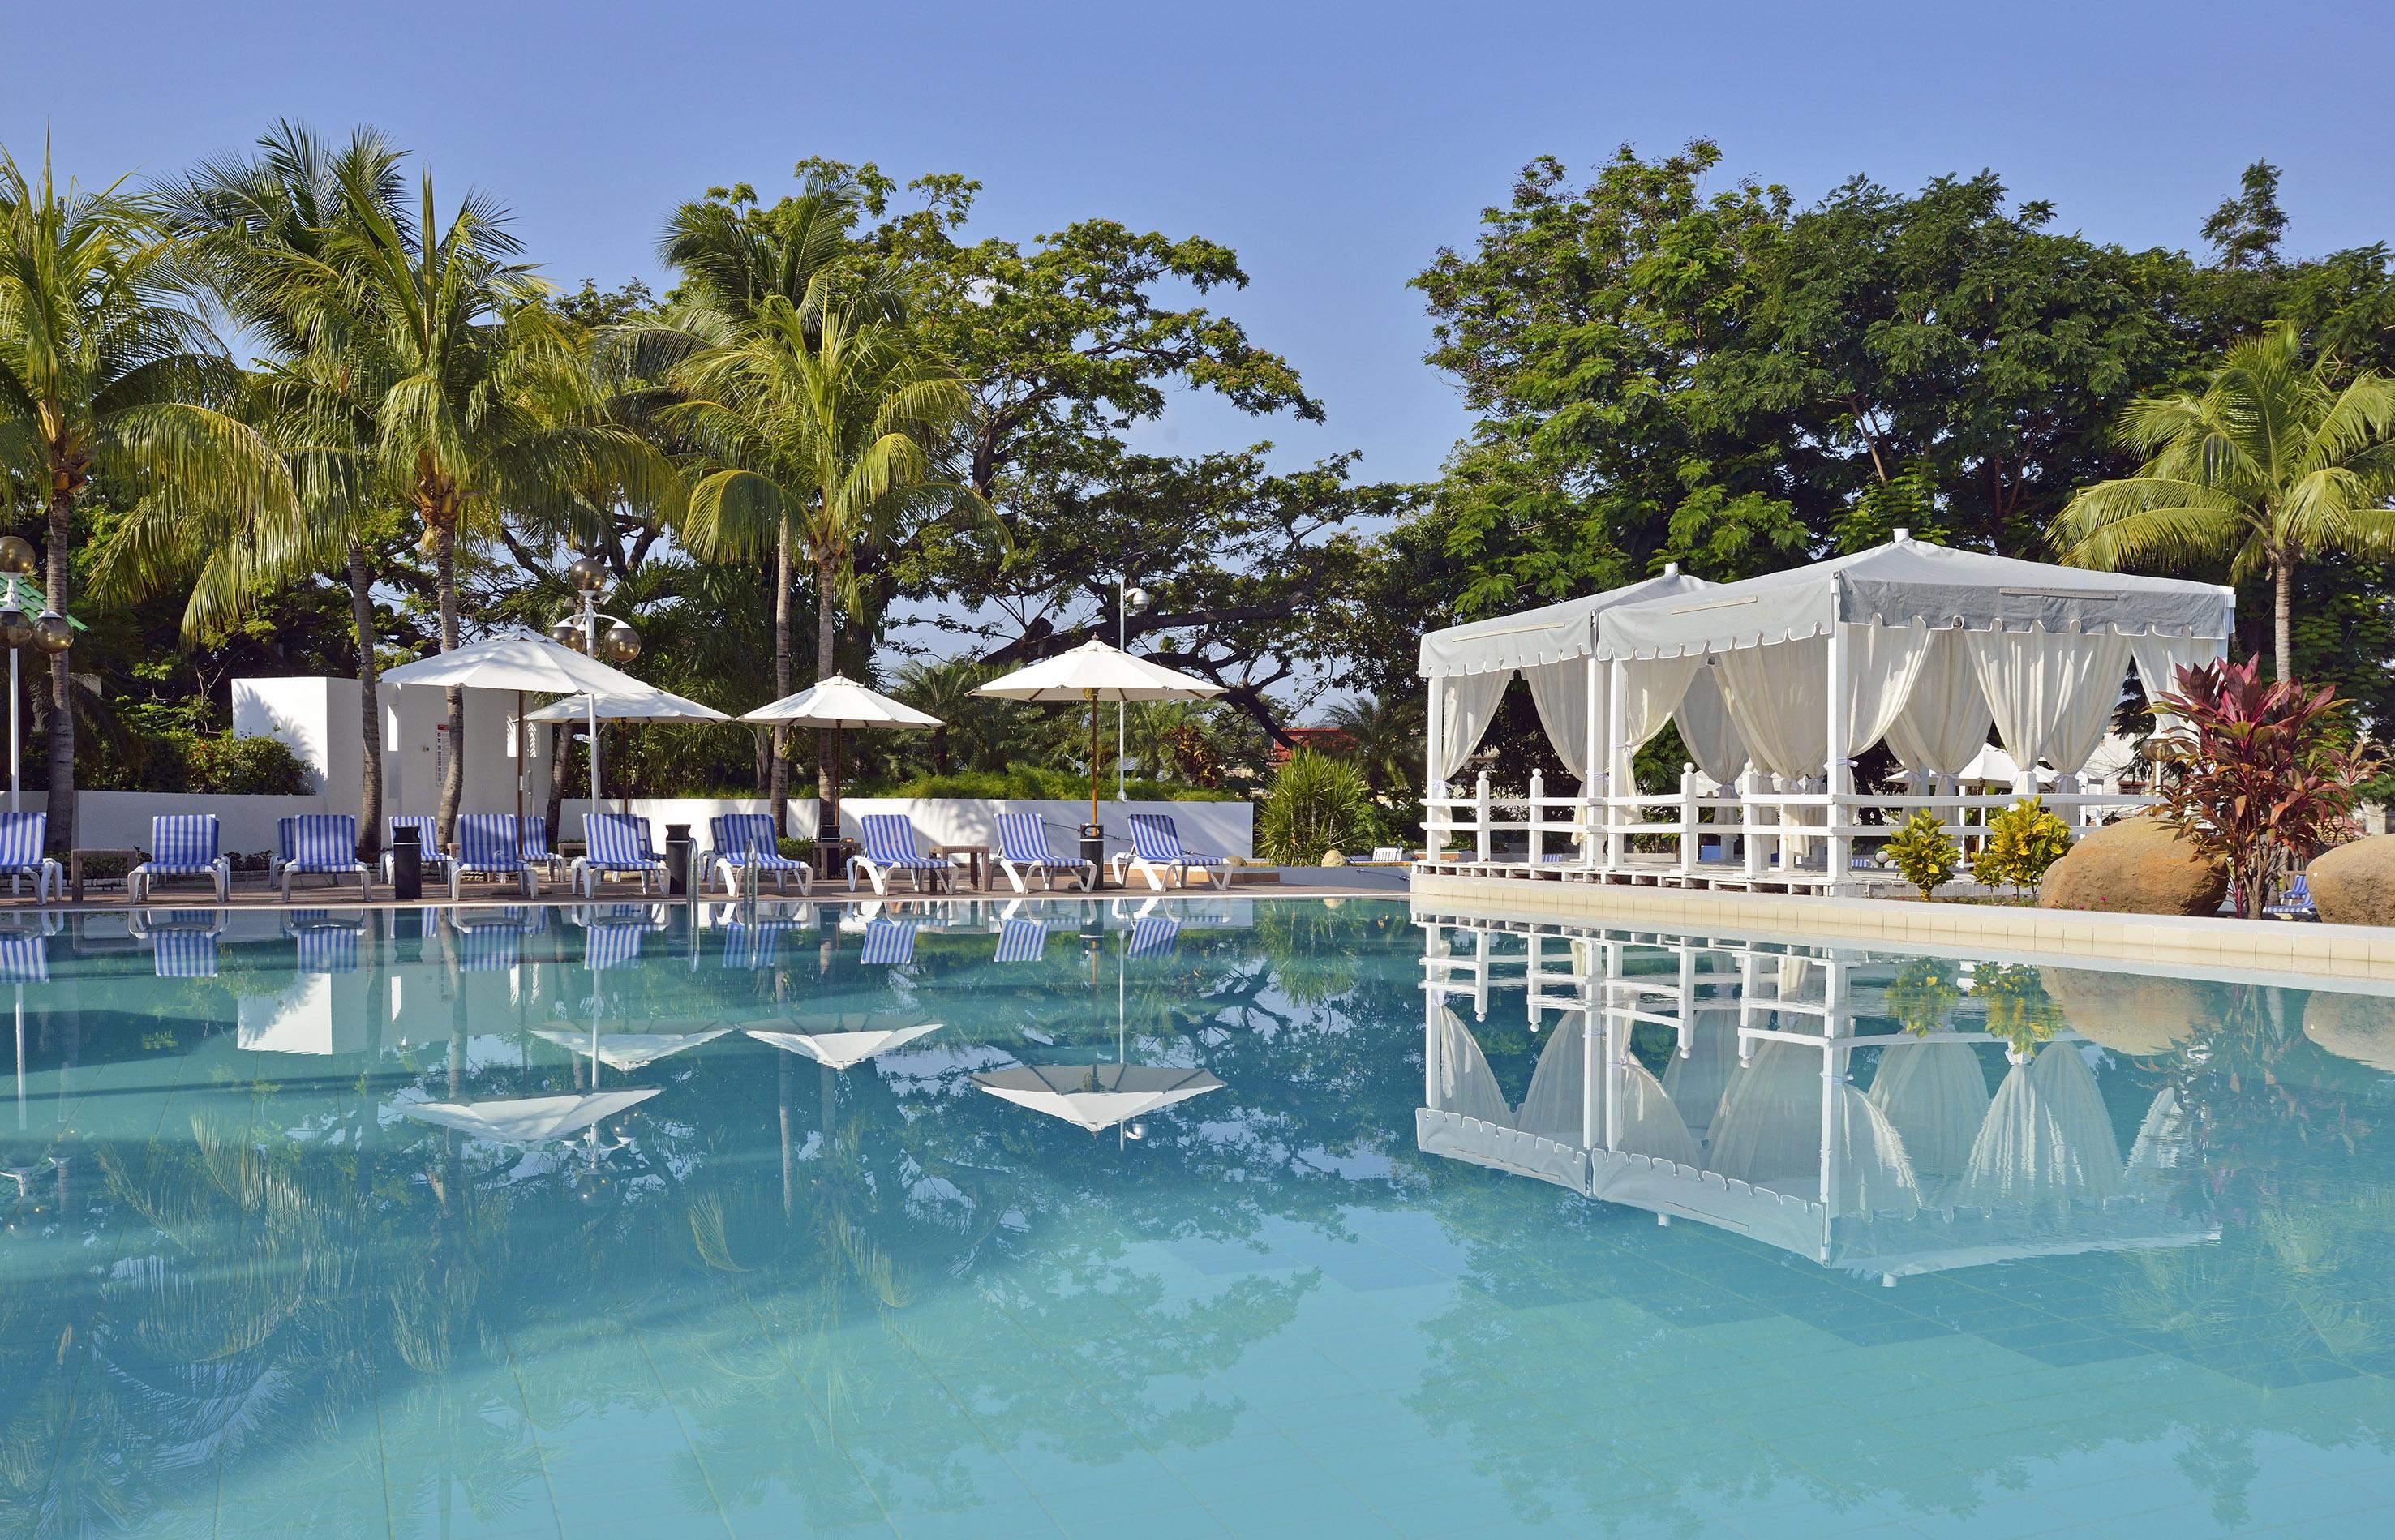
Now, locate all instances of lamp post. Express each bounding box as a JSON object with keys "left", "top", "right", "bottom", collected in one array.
[
  {"left": 1117, "top": 578, "right": 1149, "bottom": 800},
  {"left": 547, "top": 555, "right": 642, "bottom": 809},
  {"left": 0, "top": 538, "right": 67, "bottom": 814}
]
